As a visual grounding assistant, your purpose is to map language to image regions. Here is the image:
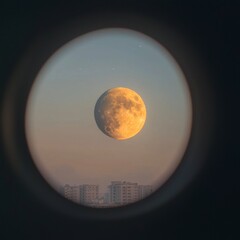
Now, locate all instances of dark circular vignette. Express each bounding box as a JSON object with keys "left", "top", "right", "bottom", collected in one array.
[{"left": 1, "top": 12, "right": 216, "bottom": 222}]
